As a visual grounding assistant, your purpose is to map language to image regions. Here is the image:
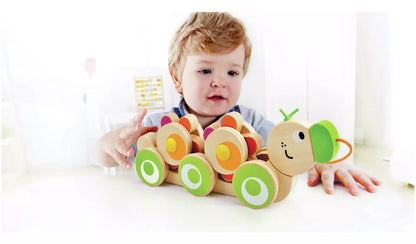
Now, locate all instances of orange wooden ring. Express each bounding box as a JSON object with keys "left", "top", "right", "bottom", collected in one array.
[{"left": 325, "top": 138, "right": 353, "bottom": 164}]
